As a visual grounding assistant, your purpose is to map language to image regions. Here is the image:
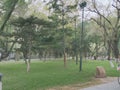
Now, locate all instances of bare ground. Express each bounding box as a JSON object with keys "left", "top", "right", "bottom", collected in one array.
[{"left": 47, "top": 77, "right": 117, "bottom": 90}]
